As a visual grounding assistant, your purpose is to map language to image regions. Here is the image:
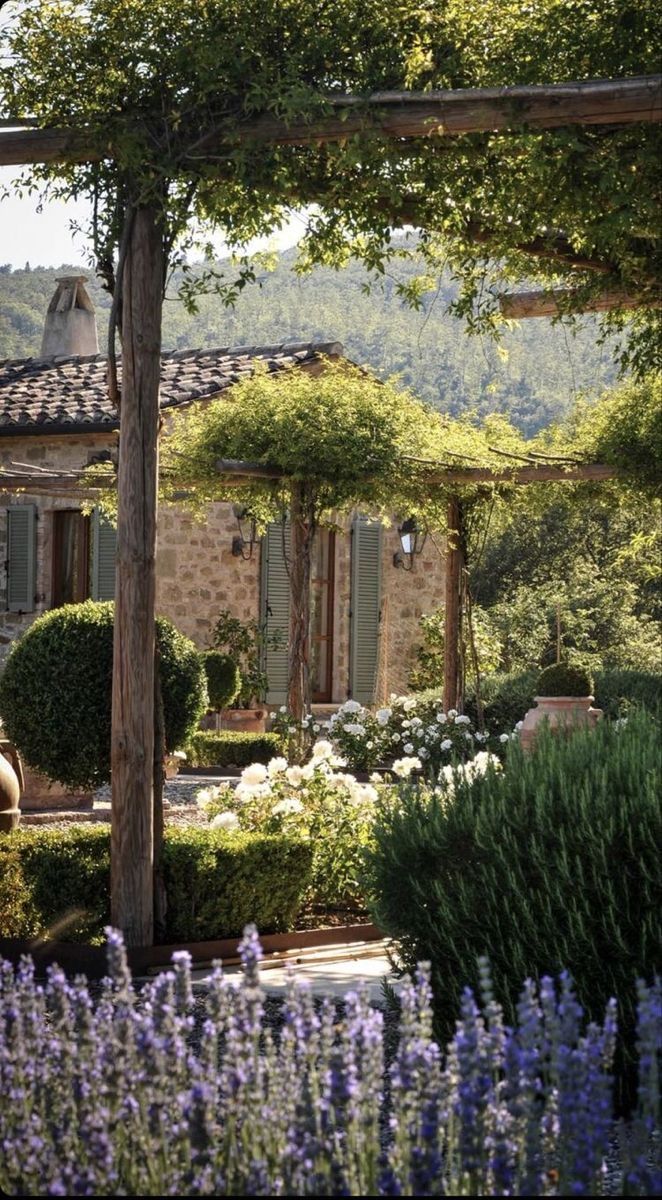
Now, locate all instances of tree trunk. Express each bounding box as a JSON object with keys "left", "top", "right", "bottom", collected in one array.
[
  {"left": 153, "top": 644, "right": 167, "bottom": 943},
  {"left": 443, "top": 495, "right": 464, "bottom": 713},
  {"left": 287, "top": 483, "right": 314, "bottom": 722},
  {"left": 110, "top": 204, "right": 163, "bottom": 947}
]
